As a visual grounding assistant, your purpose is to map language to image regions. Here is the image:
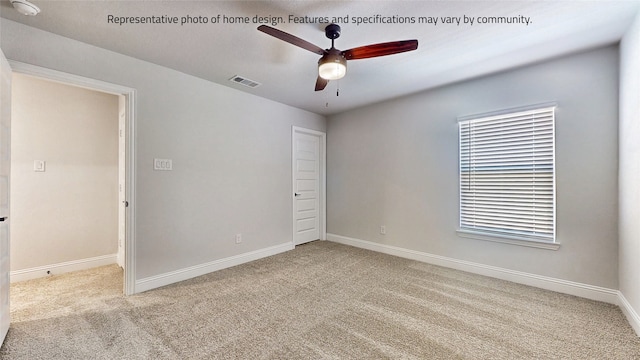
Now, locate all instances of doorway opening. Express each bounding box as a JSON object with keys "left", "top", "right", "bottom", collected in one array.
[{"left": 8, "top": 62, "right": 136, "bottom": 295}]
